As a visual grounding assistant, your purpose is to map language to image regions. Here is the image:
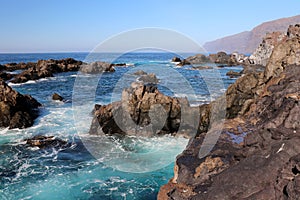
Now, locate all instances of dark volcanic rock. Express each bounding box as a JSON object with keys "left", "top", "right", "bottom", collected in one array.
[
  {"left": 11, "top": 58, "right": 83, "bottom": 83},
  {"left": 158, "top": 25, "right": 300, "bottom": 200},
  {"left": 25, "top": 135, "right": 68, "bottom": 149},
  {"left": 172, "top": 57, "right": 182, "bottom": 62},
  {"left": 0, "top": 80, "right": 41, "bottom": 129},
  {"left": 52, "top": 93, "right": 64, "bottom": 101},
  {"left": 0, "top": 72, "right": 14, "bottom": 81}
]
